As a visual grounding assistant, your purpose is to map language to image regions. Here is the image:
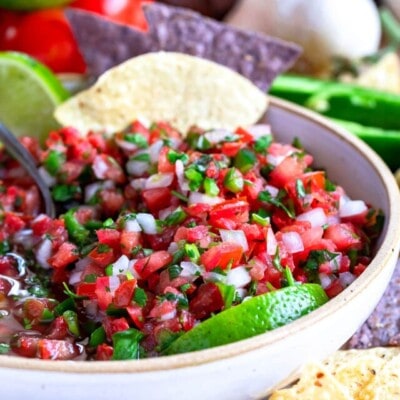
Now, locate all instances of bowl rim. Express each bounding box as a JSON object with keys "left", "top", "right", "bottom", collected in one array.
[{"left": 2, "top": 96, "right": 400, "bottom": 373}]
